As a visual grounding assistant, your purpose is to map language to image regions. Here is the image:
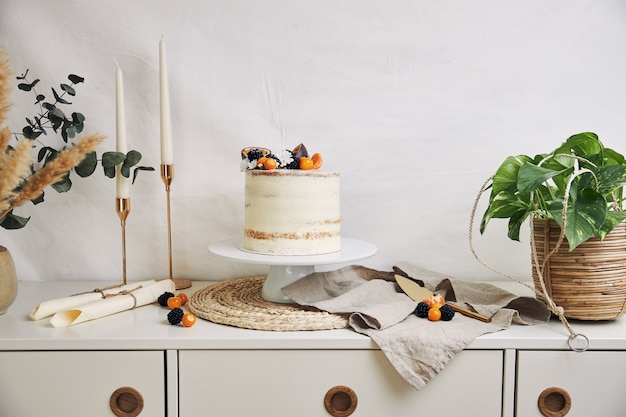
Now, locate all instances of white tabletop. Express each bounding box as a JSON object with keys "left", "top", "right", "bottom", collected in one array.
[{"left": 1, "top": 280, "right": 625, "bottom": 352}]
